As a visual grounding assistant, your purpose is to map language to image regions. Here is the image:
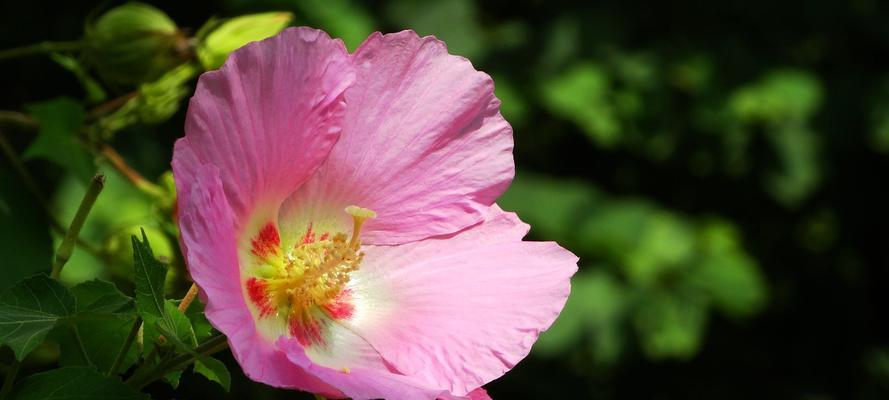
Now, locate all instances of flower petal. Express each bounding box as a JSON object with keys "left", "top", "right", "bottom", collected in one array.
[
  {"left": 280, "top": 30, "right": 514, "bottom": 244},
  {"left": 174, "top": 27, "right": 354, "bottom": 230},
  {"left": 178, "top": 164, "right": 340, "bottom": 395},
  {"left": 279, "top": 337, "right": 449, "bottom": 400},
  {"left": 346, "top": 206, "right": 578, "bottom": 395}
]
